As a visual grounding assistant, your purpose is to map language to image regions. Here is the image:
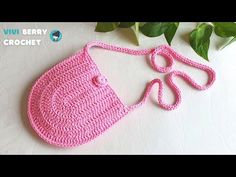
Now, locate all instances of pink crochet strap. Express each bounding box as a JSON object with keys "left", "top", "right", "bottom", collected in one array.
[
  {"left": 85, "top": 41, "right": 216, "bottom": 111},
  {"left": 85, "top": 41, "right": 153, "bottom": 55}
]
